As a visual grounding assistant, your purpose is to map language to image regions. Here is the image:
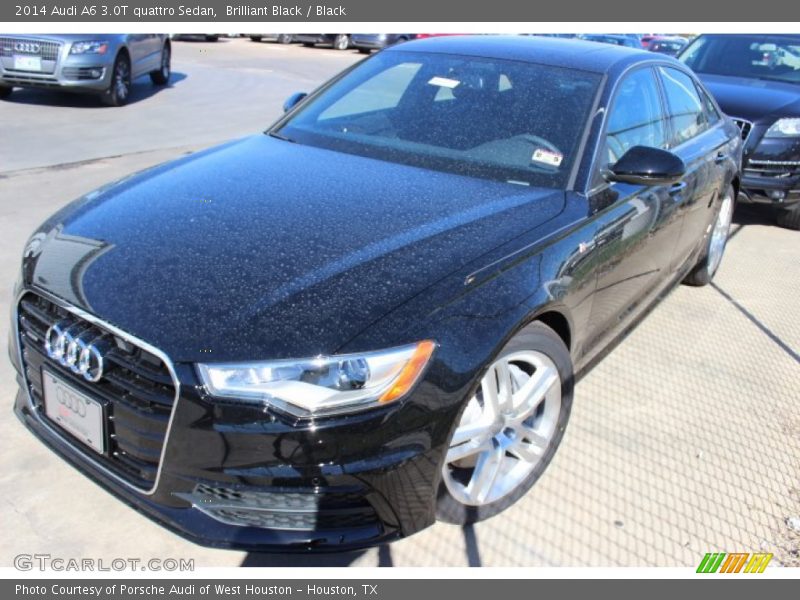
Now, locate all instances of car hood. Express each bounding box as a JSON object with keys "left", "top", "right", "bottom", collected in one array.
[
  {"left": 698, "top": 73, "right": 800, "bottom": 123},
  {"left": 27, "top": 135, "right": 565, "bottom": 362}
]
